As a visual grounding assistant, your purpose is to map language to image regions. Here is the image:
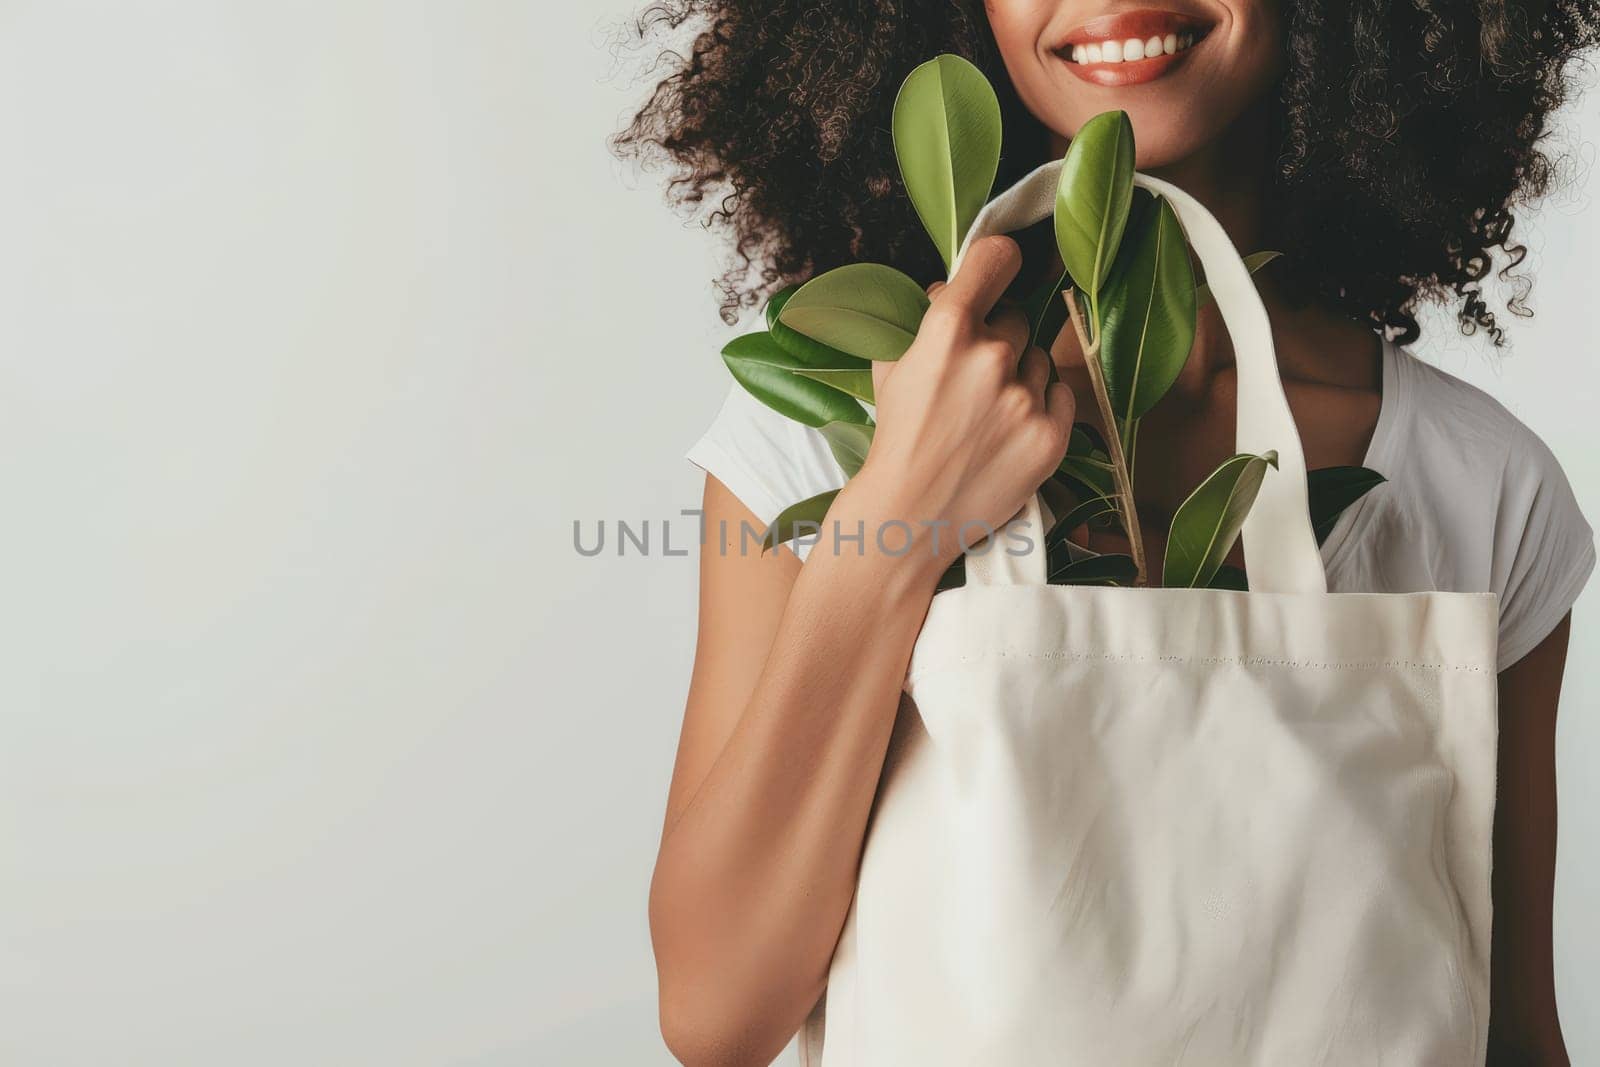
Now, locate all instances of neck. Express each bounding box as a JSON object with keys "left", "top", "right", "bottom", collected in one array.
[
  {"left": 1037, "top": 103, "right": 1381, "bottom": 425},
  {"left": 1045, "top": 101, "right": 1299, "bottom": 383},
  {"left": 1045, "top": 99, "right": 1276, "bottom": 257}
]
